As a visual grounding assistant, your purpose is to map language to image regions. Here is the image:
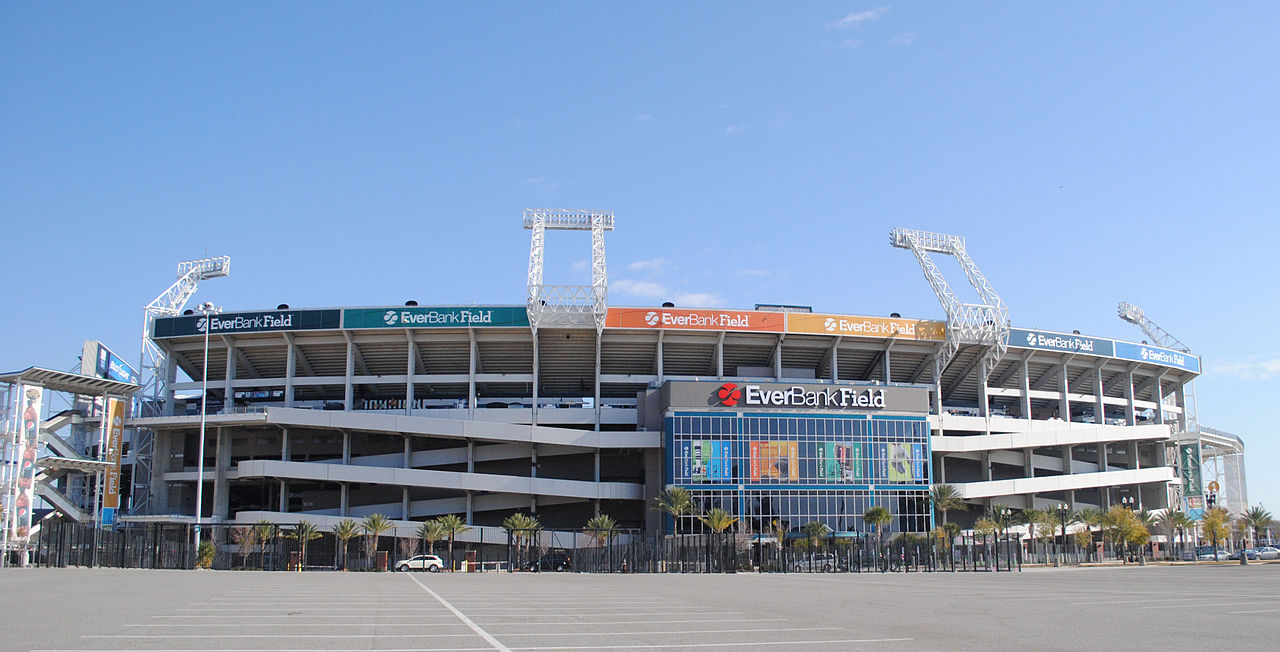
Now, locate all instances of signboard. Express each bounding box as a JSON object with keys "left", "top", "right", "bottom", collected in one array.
[
  {"left": 662, "top": 381, "right": 931, "bottom": 414},
  {"left": 1009, "top": 328, "right": 1115, "bottom": 357},
  {"left": 1179, "top": 443, "right": 1203, "bottom": 497},
  {"left": 11, "top": 384, "right": 43, "bottom": 542},
  {"left": 787, "top": 313, "right": 945, "bottom": 341},
  {"left": 749, "top": 441, "right": 799, "bottom": 481},
  {"left": 81, "top": 340, "right": 140, "bottom": 385},
  {"left": 606, "top": 307, "right": 784, "bottom": 333},
  {"left": 153, "top": 309, "right": 341, "bottom": 337},
  {"left": 681, "top": 440, "right": 732, "bottom": 481},
  {"left": 1113, "top": 341, "right": 1201, "bottom": 374},
  {"left": 343, "top": 306, "right": 529, "bottom": 329},
  {"left": 818, "top": 442, "right": 862, "bottom": 481},
  {"left": 102, "top": 398, "right": 125, "bottom": 510}
]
